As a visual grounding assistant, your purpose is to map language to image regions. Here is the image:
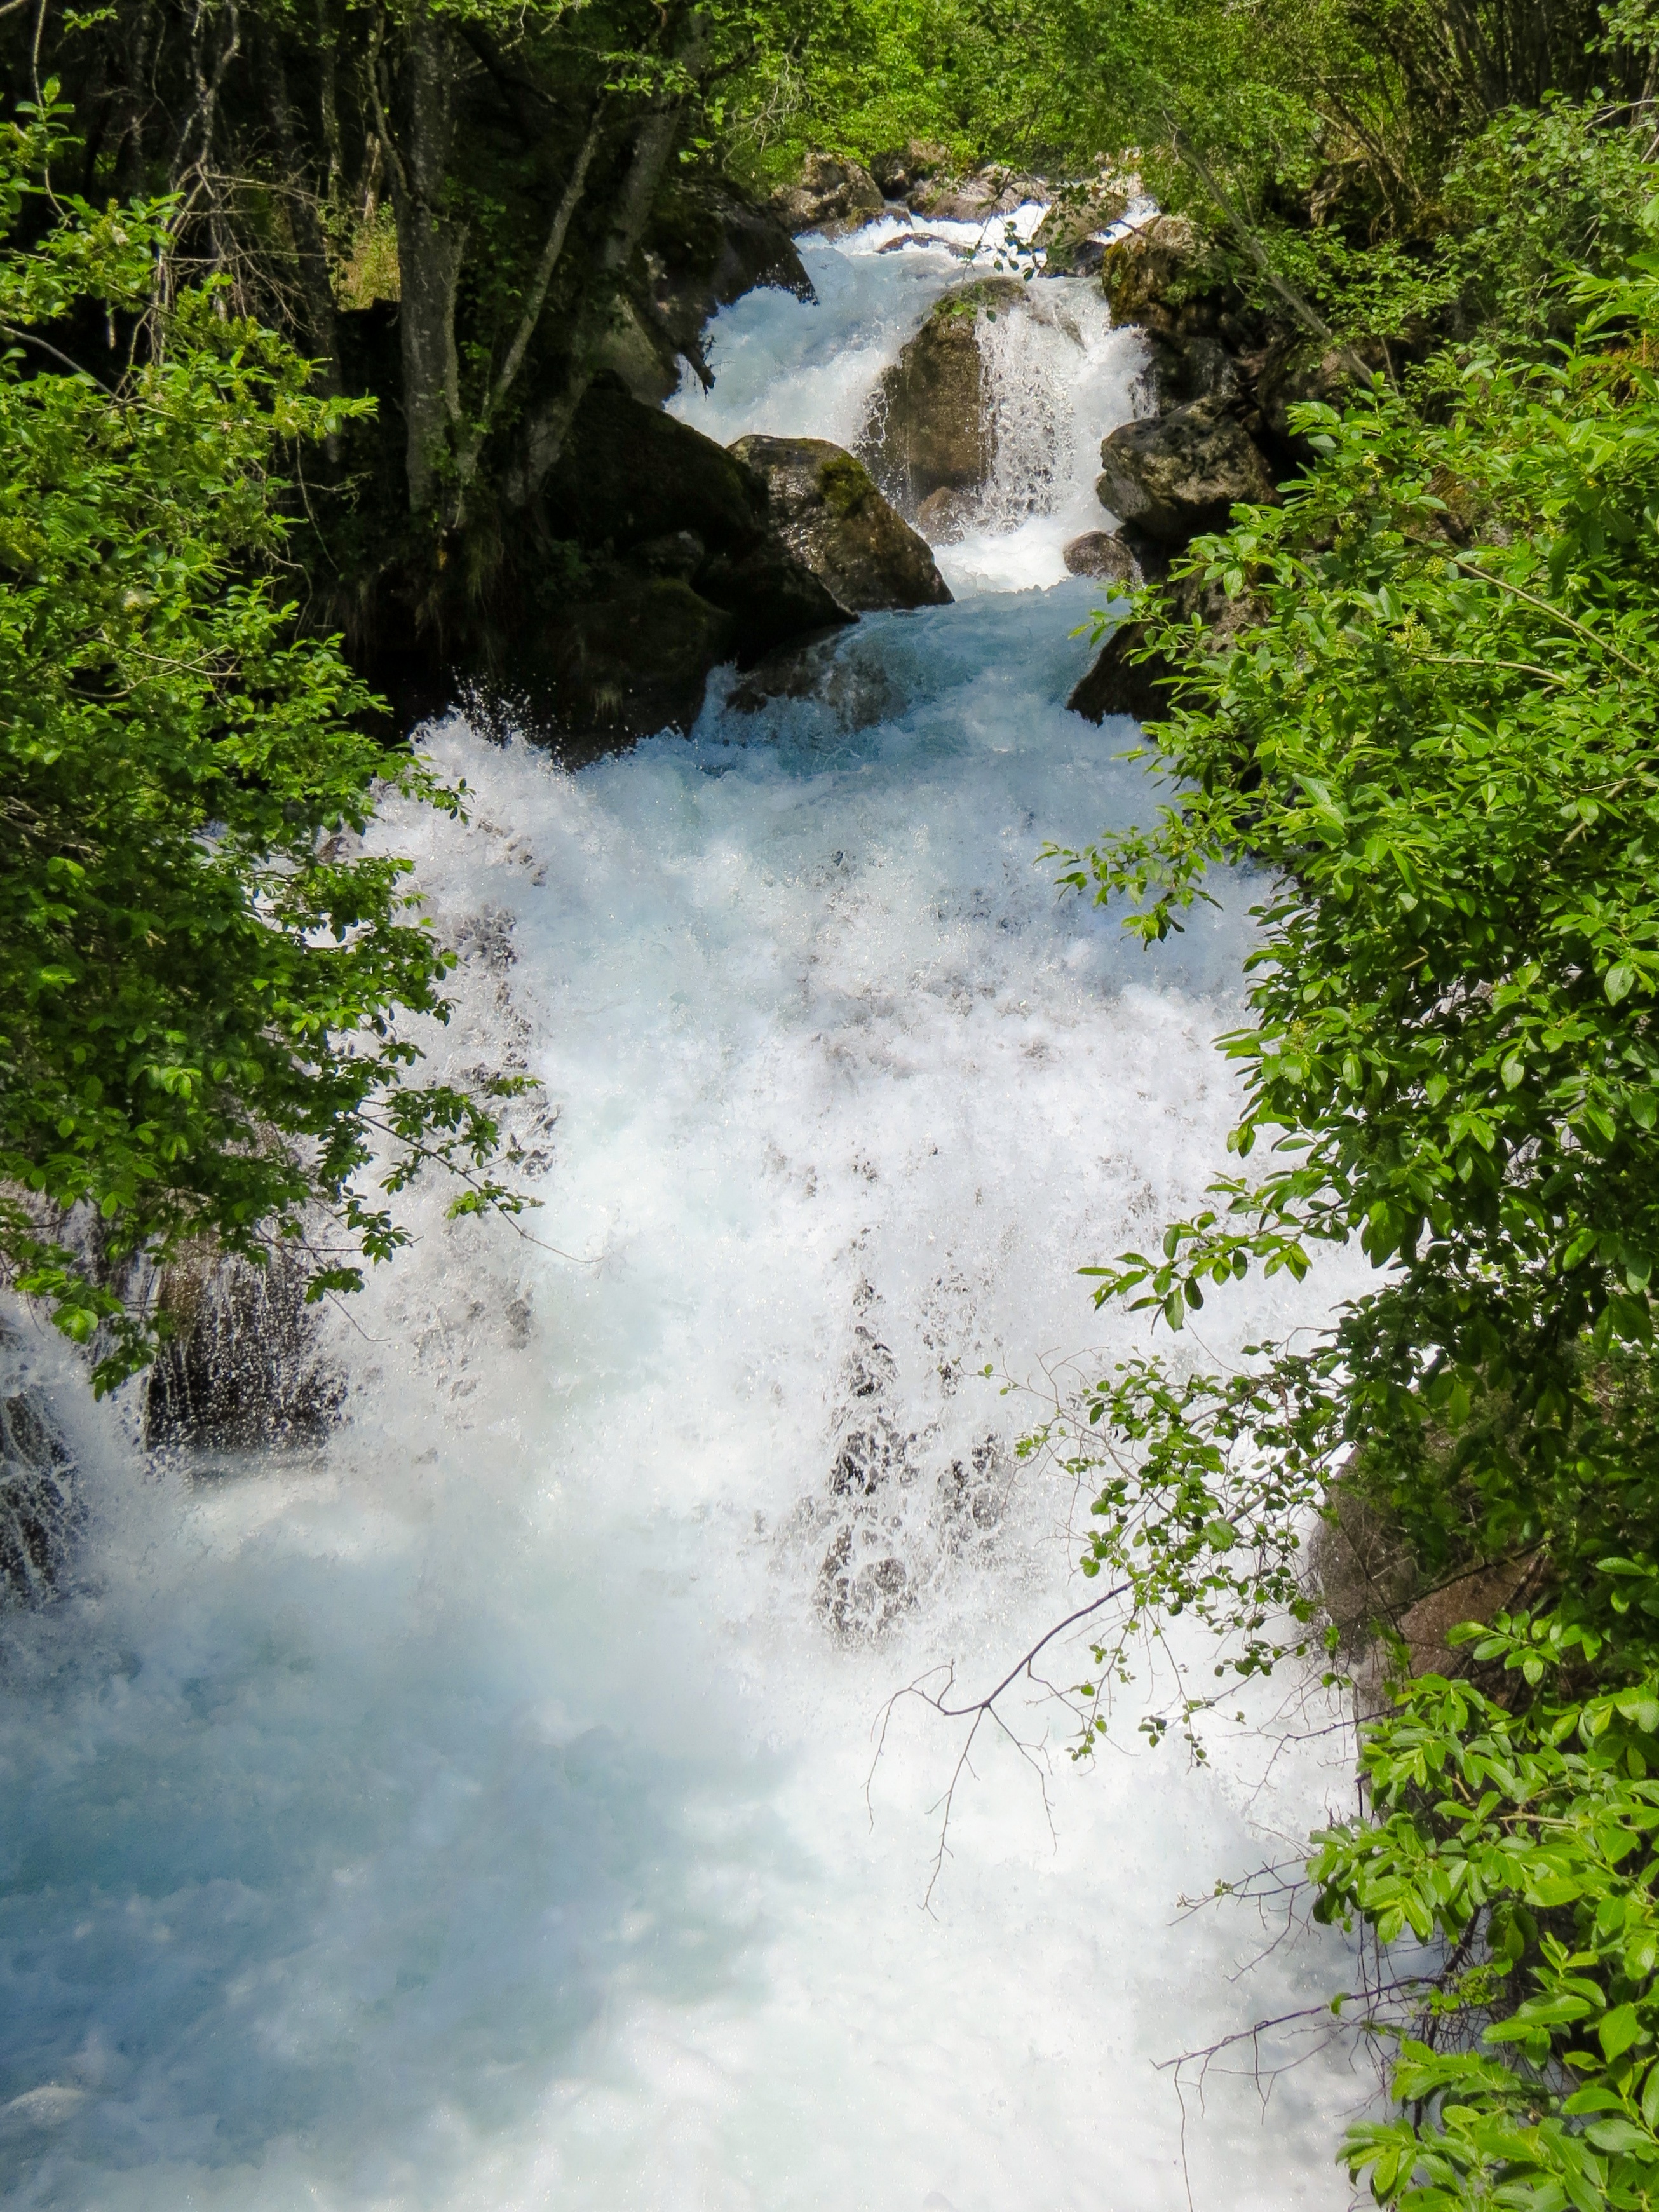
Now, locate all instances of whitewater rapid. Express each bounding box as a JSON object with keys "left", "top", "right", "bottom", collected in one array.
[{"left": 0, "top": 215, "right": 1364, "bottom": 2209}]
